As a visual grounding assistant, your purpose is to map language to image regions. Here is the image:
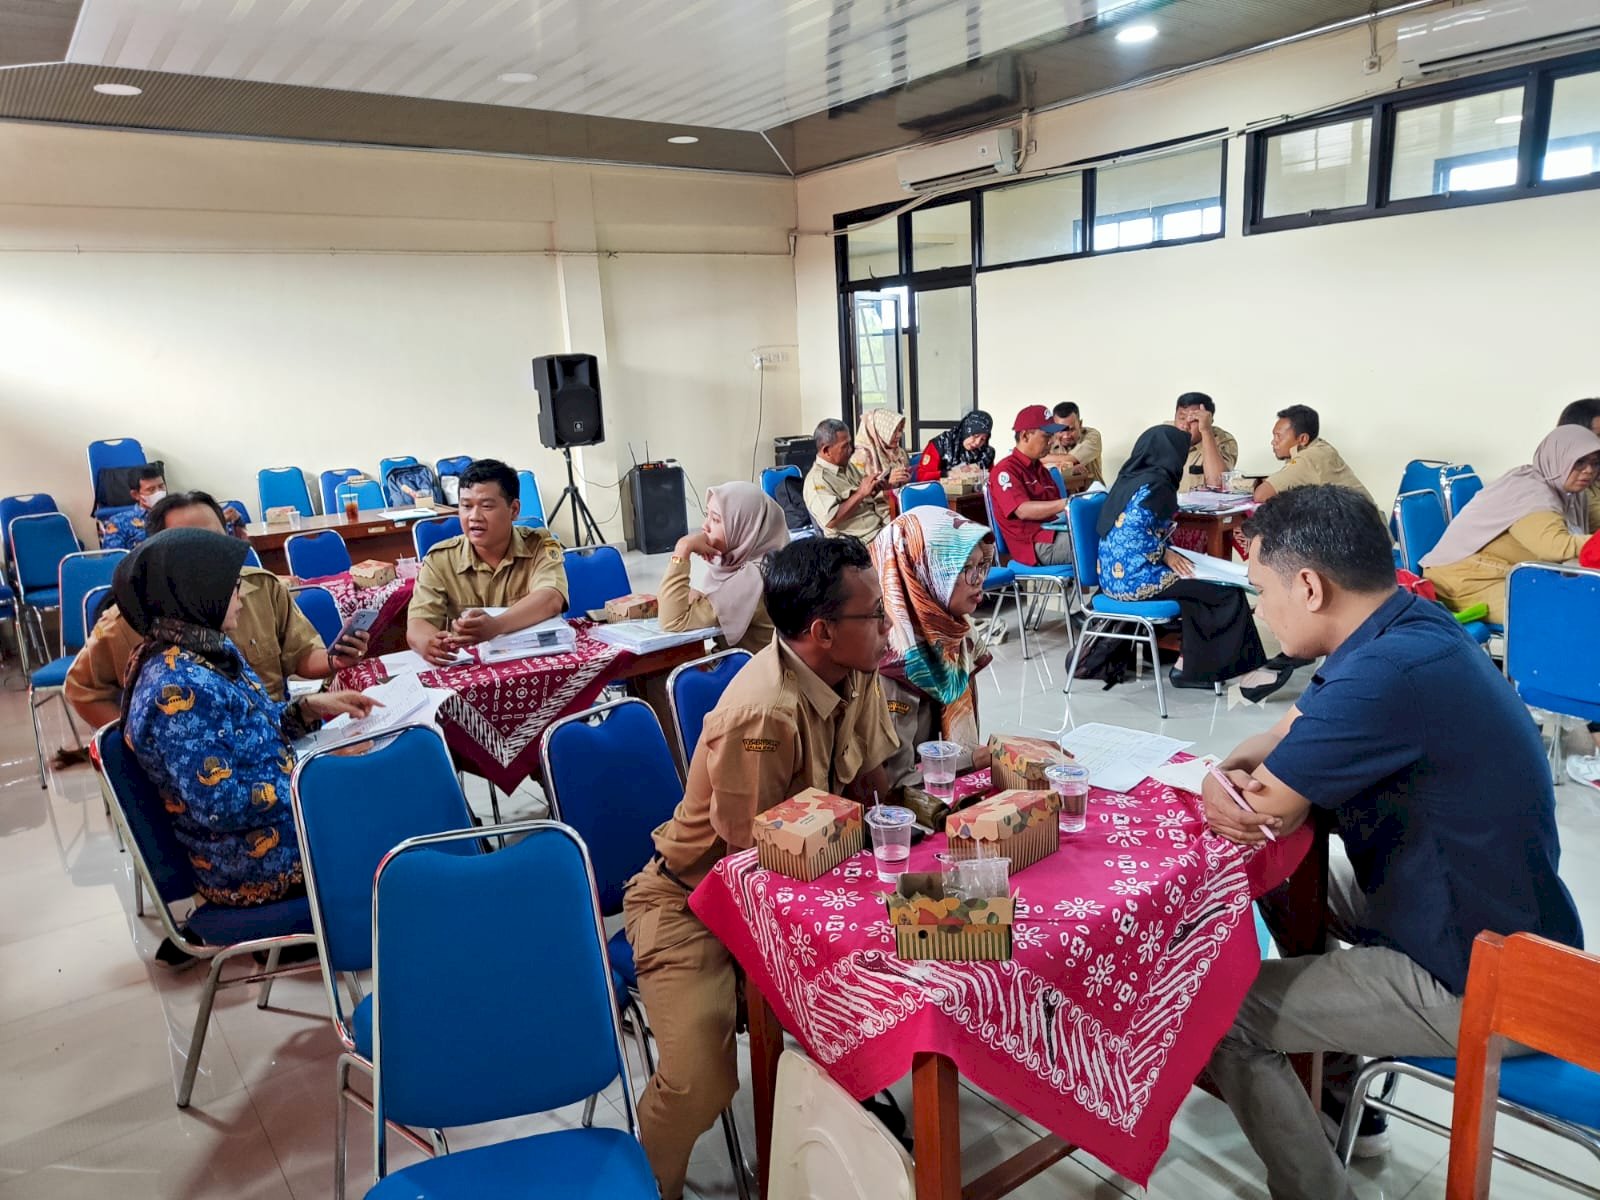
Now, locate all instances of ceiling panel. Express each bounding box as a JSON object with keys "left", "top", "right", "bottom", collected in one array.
[{"left": 0, "top": 0, "right": 80, "bottom": 67}]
